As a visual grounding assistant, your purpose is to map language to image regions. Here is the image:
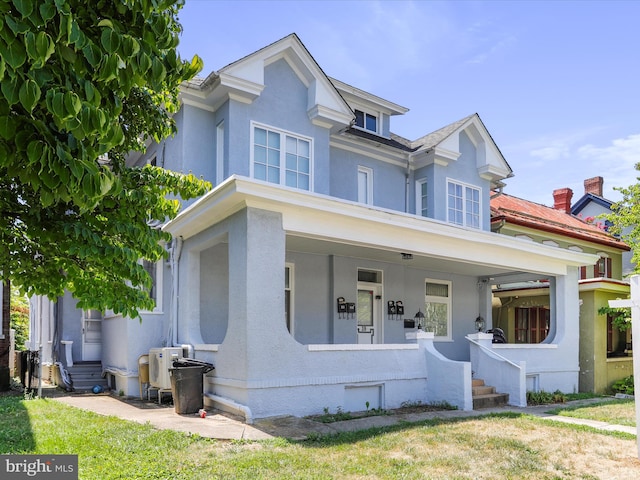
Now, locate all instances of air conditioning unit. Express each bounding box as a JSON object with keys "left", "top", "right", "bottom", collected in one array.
[{"left": 149, "top": 347, "right": 183, "bottom": 390}]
